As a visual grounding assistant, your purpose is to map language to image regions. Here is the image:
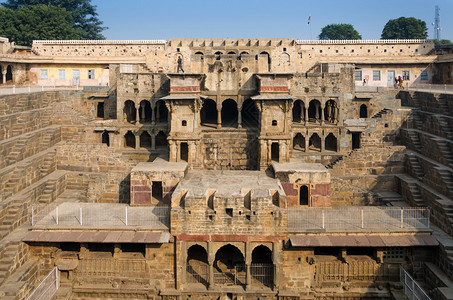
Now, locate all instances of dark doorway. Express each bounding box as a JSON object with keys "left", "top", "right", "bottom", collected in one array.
[
  {"left": 187, "top": 245, "right": 208, "bottom": 286},
  {"left": 324, "top": 100, "right": 337, "bottom": 123},
  {"left": 241, "top": 99, "right": 259, "bottom": 128},
  {"left": 352, "top": 132, "right": 361, "bottom": 150},
  {"left": 325, "top": 133, "right": 337, "bottom": 151},
  {"left": 124, "top": 131, "right": 135, "bottom": 148},
  {"left": 292, "top": 100, "right": 304, "bottom": 122},
  {"left": 6, "top": 65, "right": 12, "bottom": 82},
  {"left": 221, "top": 99, "right": 238, "bottom": 128},
  {"left": 156, "top": 100, "right": 168, "bottom": 123},
  {"left": 214, "top": 245, "right": 245, "bottom": 285},
  {"left": 308, "top": 100, "right": 321, "bottom": 122},
  {"left": 101, "top": 130, "right": 109, "bottom": 147},
  {"left": 360, "top": 104, "right": 368, "bottom": 118},
  {"left": 300, "top": 185, "right": 309, "bottom": 205},
  {"left": 140, "top": 131, "right": 151, "bottom": 149},
  {"left": 293, "top": 133, "right": 305, "bottom": 151},
  {"left": 251, "top": 246, "right": 273, "bottom": 287},
  {"left": 139, "top": 100, "right": 152, "bottom": 123},
  {"left": 180, "top": 142, "right": 189, "bottom": 162},
  {"left": 309, "top": 133, "right": 321, "bottom": 152},
  {"left": 123, "top": 100, "right": 136, "bottom": 123},
  {"left": 155, "top": 131, "right": 168, "bottom": 148},
  {"left": 0, "top": 66, "right": 2, "bottom": 84},
  {"left": 152, "top": 181, "right": 163, "bottom": 202},
  {"left": 271, "top": 142, "right": 279, "bottom": 162},
  {"left": 200, "top": 99, "right": 218, "bottom": 127},
  {"left": 97, "top": 102, "right": 104, "bottom": 118}
]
